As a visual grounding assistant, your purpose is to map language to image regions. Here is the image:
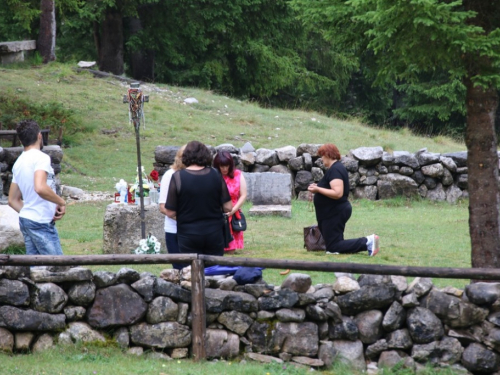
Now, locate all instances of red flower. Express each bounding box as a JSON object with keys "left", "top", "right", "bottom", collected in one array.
[{"left": 149, "top": 170, "right": 159, "bottom": 182}]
